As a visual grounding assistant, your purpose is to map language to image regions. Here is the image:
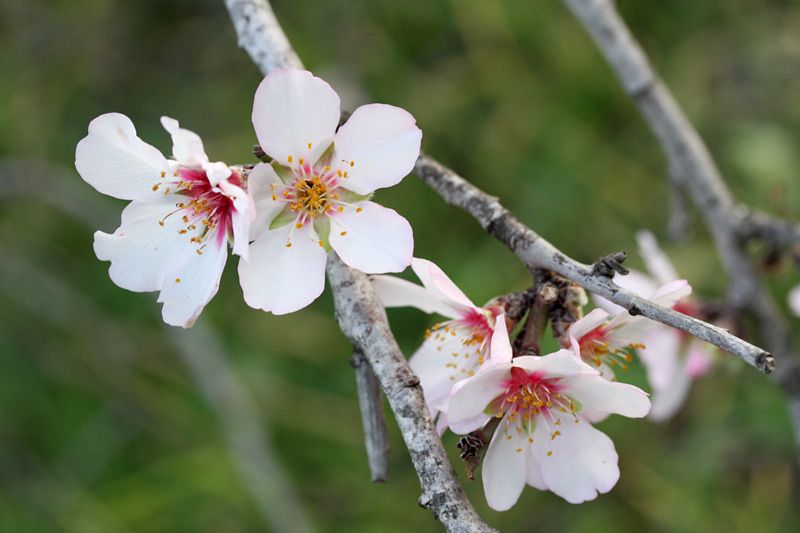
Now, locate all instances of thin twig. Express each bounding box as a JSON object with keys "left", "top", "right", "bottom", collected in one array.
[
  {"left": 350, "top": 349, "right": 391, "bottom": 483},
  {"left": 327, "top": 254, "right": 496, "bottom": 533},
  {"left": 560, "top": 0, "right": 800, "bottom": 448},
  {"left": 414, "top": 153, "right": 774, "bottom": 374}
]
